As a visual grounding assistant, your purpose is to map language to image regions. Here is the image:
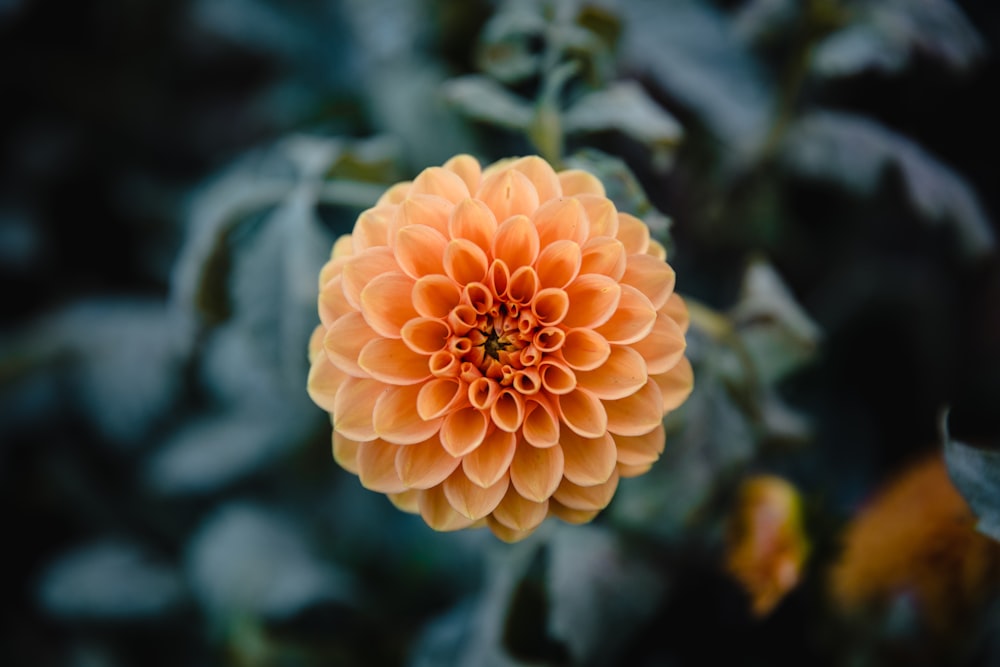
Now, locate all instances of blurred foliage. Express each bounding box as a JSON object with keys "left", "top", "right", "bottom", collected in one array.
[{"left": 2, "top": 0, "right": 1000, "bottom": 666}]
